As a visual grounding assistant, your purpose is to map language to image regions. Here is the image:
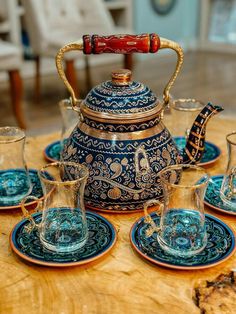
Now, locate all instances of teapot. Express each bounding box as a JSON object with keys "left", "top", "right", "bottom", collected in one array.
[{"left": 56, "top": 34, "right": 223, "bottom": 213}]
